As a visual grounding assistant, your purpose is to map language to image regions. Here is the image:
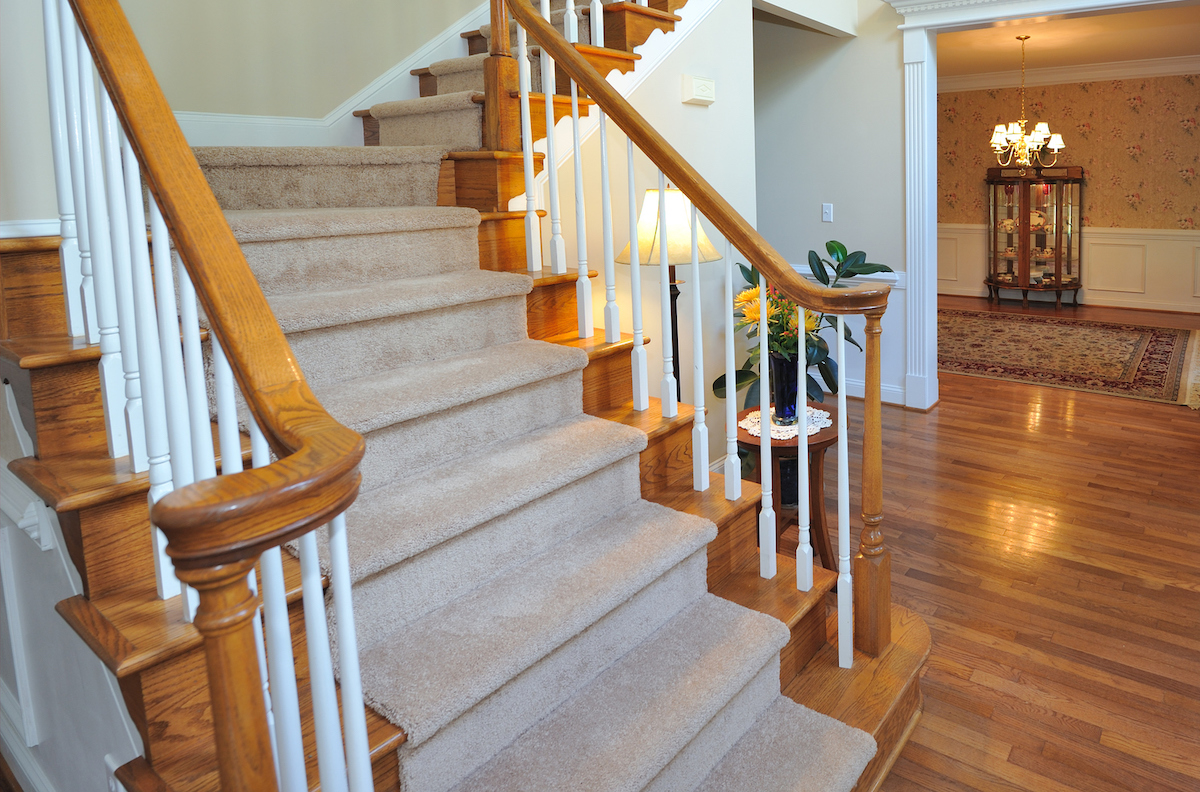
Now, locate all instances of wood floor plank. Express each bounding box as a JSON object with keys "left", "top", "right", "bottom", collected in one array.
[{"left": 876, "top": 300, "right": 1200, "bottom": 792}]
